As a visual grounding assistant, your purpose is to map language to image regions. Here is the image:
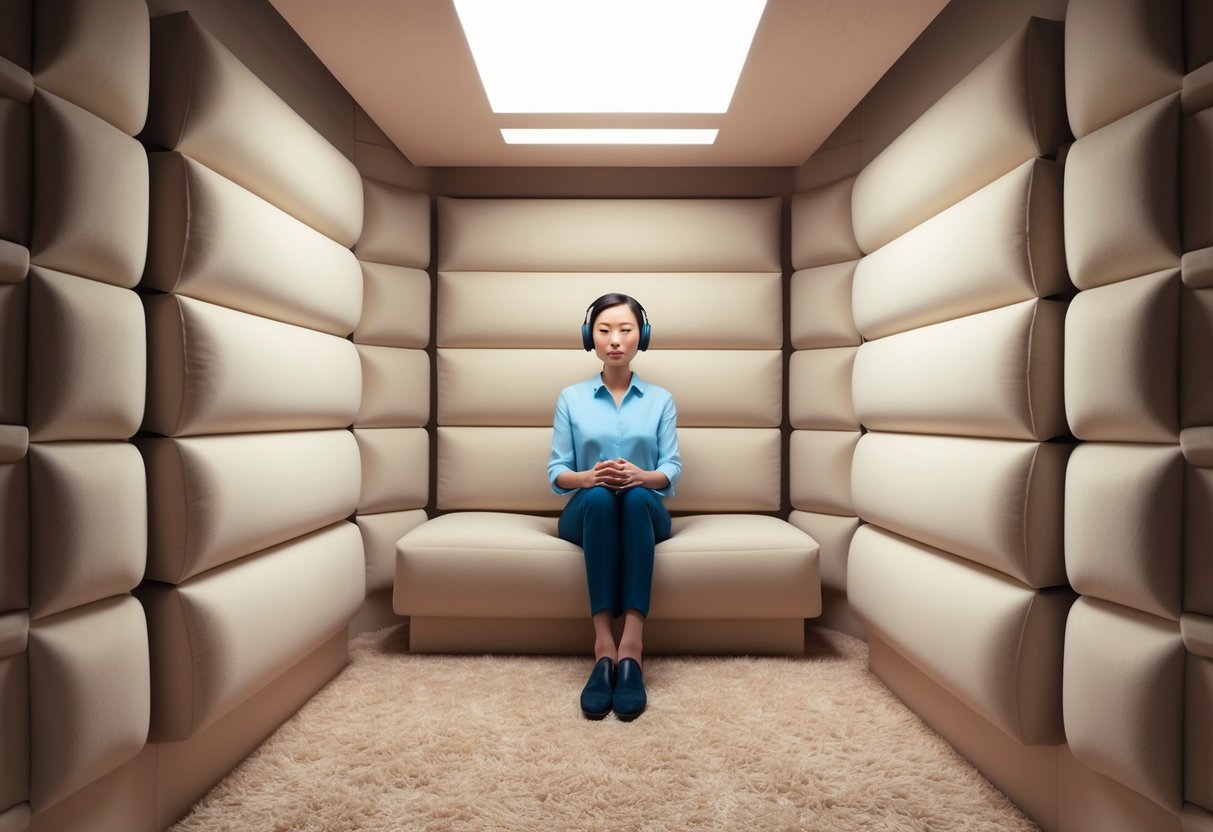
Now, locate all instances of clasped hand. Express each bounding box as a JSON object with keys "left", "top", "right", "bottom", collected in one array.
[{"left": 587, "top": 458, "right": 643, "bottom": 491}]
